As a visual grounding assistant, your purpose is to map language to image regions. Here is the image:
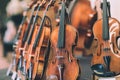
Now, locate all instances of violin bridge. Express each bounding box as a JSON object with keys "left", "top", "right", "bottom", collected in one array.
[{"left": 56, "top": 56, "right": 64, "bottom": 59}]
